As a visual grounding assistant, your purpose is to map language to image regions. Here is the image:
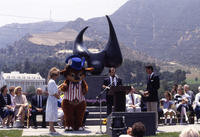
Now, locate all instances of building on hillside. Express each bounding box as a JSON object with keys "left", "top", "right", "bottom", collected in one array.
[{"left": 0, "top": 71, "right": 46, "bottom": 92}]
